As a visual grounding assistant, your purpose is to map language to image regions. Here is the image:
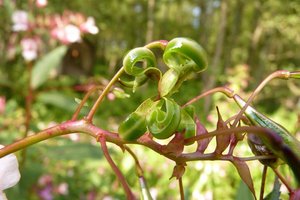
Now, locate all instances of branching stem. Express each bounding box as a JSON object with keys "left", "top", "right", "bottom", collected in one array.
[
  {"left": 85, "top": 40, "right": 168, "bottom": 122},
  {"left": 98, "top": 135, "right": 136, "bottom": 199},
  {"left": 231, "top": 70, "right": 290, "bottom": 128},
  {"left": 72, "top": 85, "right": 103, "bottom": 120},
  {"left": 0, "top": 124, "right": 277, "bottom": 165},
  {"left": 182, "top": 86, "right": 234, "bottom": 108},
  {"left": 86, "top": 67, "right": 125, "bottom": 122}
]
